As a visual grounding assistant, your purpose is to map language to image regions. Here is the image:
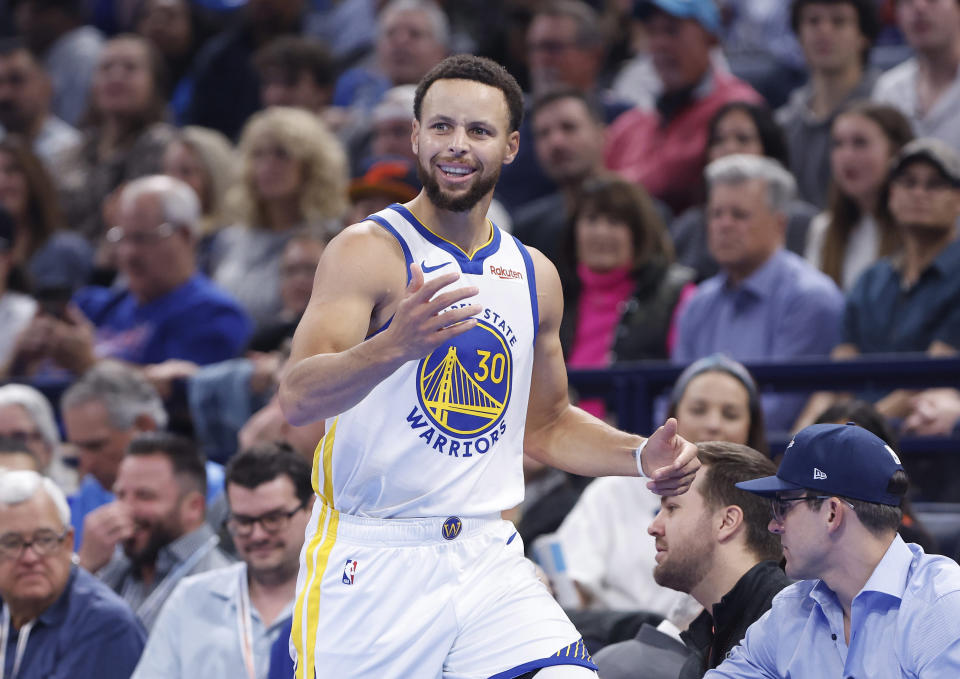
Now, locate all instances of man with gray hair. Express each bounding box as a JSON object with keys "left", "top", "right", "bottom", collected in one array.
[
  {"left": 0, "top": 469, "right": 145, "bottom": 678},
  {"left": 673, "top": 154, "right": 844, "bottom": 432},
  {"left": 12, "top": 175, "right": 251, "bottom": 375},
  {"left": 61, "top": 361, "right": 225, "bottom": 547},
  {"left": 0, "top": 384, "right": 75, "bottom": 492},
  {"left": 332, "top": 0, "right": 449, "bottom": 113}
]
